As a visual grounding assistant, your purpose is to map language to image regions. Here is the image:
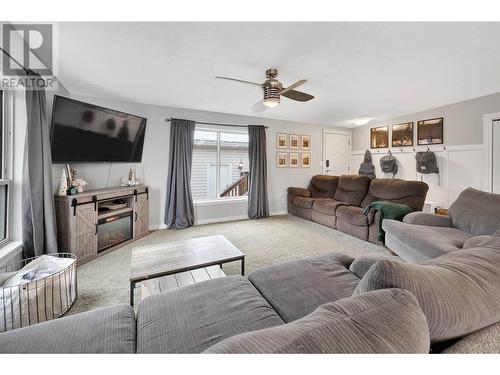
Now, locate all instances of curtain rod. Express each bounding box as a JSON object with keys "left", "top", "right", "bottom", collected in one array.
[
  {"left": 0, "top": 47, "right": 30, "bottom": 74},
  {"left": 165, "top": 118, "right": 268, "bottom": 129}
]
